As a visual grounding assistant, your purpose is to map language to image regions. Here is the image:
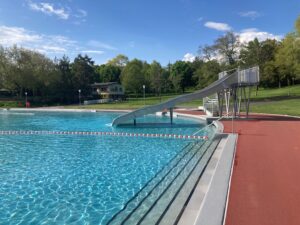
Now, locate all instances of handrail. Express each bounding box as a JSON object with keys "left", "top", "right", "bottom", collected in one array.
[{"left": 192, "top": 116, "right": 225, "bottom": 136}]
